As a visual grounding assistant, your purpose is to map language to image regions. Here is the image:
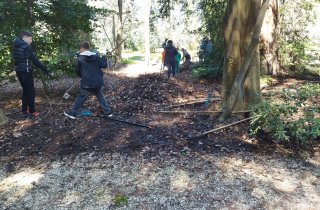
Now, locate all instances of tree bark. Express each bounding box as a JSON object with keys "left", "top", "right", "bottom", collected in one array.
[
  {"left": 0, "top": 109, "right": 8, "bottom": 126},
  {"left": 220, "top": 0, "right": 270, "bottom": 121},
  {"left": 260, "top": 0, "right": 281, "bottom": 75}
]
